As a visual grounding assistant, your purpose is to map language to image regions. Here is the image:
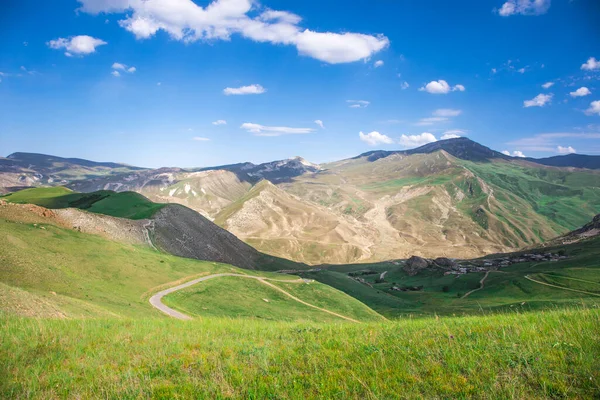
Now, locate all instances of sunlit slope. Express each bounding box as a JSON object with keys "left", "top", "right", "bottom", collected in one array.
[
  {"left": 278, "top": 150, "right": 600, "bottom": 262},
  {"left": 0, "top": 205, "right": 380, "bottom": 321},
  {"left": 2, "top": 187, "right": 165, "bottom": 219},
  {"left": 2, "top": 308, "right": 598, "bottom": 398}
]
